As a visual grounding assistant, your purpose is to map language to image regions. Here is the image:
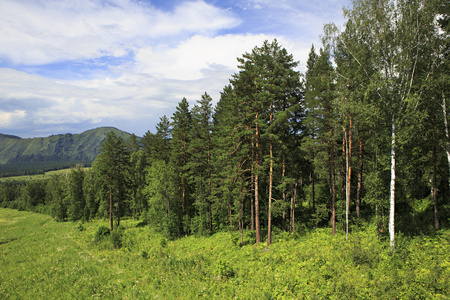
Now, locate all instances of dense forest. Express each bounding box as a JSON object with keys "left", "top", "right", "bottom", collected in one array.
[{"left": 1, "top": 0, "right": 449, "bottom": 254}]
